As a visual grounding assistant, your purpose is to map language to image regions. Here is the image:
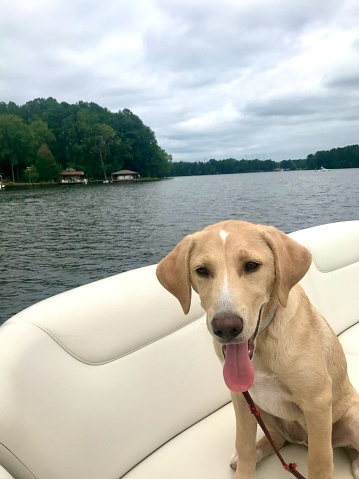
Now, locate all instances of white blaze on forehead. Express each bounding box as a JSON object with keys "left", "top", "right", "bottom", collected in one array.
[
  {"left": 217, "top": 229, "right": 234, "bottom": 310},
  {"left": 220, "top": 229, "right": 229, "bottom": 243}
]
